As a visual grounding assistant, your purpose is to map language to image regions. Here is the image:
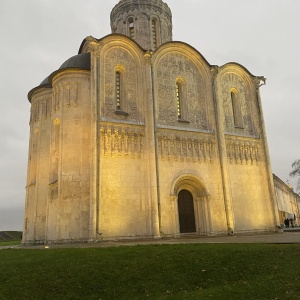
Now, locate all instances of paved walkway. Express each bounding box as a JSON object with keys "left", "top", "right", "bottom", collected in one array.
[{"left": 1, "top": 231, "right": 300, "bottom": 250}]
